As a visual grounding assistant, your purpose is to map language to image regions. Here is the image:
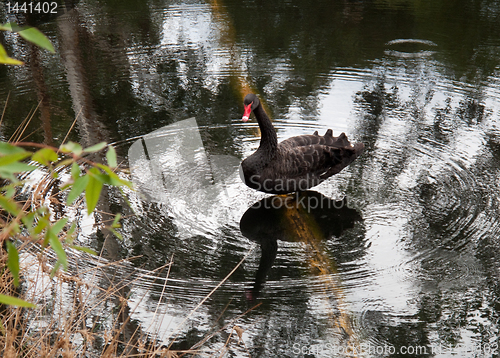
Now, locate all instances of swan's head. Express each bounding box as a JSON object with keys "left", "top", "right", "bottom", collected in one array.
[{"left": 242, "top": 93, "right": 260, "bottom": 122}]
